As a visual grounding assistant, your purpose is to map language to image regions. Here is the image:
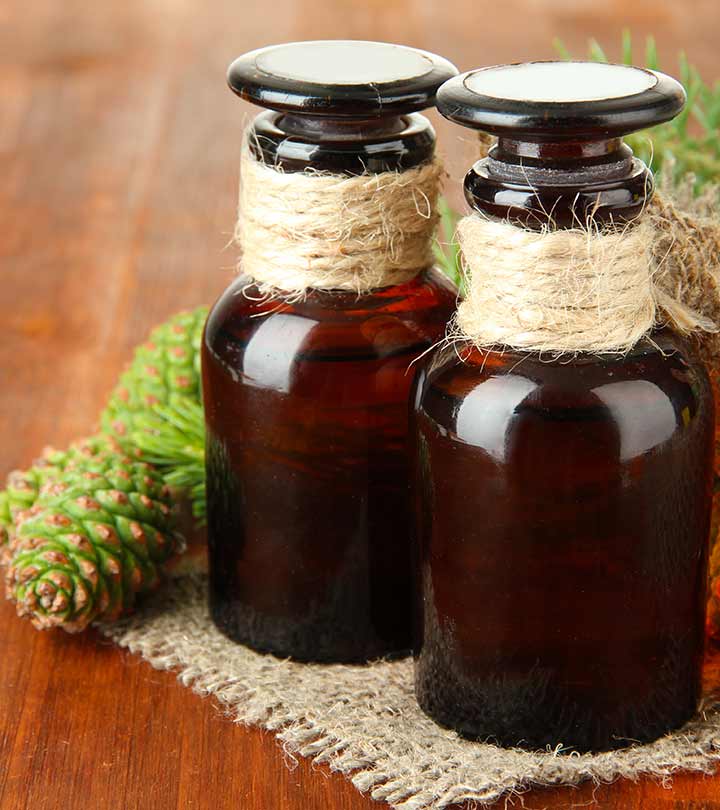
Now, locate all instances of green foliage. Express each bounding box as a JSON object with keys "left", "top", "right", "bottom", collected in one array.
[
  {"left": 129, "top": 397, "right": 206, "bottom": 523},
  {"left": 433, "top": 196, "right": 463, "bottom": 290}
]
